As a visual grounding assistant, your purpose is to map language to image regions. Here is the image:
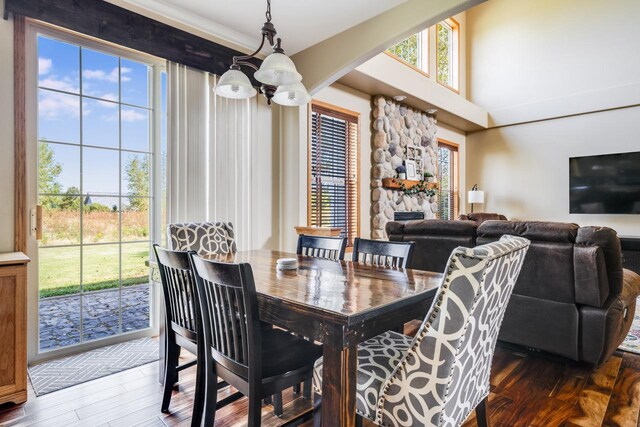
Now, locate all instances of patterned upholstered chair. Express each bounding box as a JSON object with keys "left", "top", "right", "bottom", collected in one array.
[
  {"left": 167, "top": 222, "right": 237, "bottom": 255},
  {"left": 313, "top": 235, "right": 530, "bottom": 427}
]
